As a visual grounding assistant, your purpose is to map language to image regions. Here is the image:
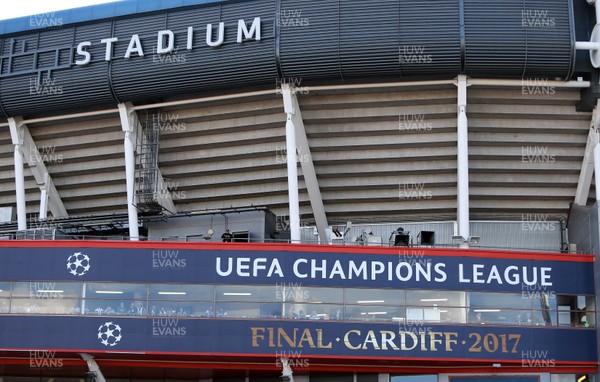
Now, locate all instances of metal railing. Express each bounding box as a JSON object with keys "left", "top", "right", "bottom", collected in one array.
[{"left": 0, "top": 229, "right": 581, "bottom": 254}]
